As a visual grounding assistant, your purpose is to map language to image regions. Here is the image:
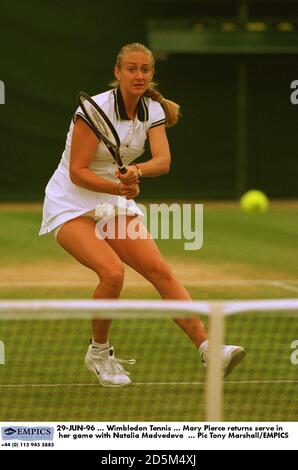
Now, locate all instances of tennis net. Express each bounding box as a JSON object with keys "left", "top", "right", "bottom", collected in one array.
[{"left": 0, "top": 299, "right": 297, "bottom": 422}]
